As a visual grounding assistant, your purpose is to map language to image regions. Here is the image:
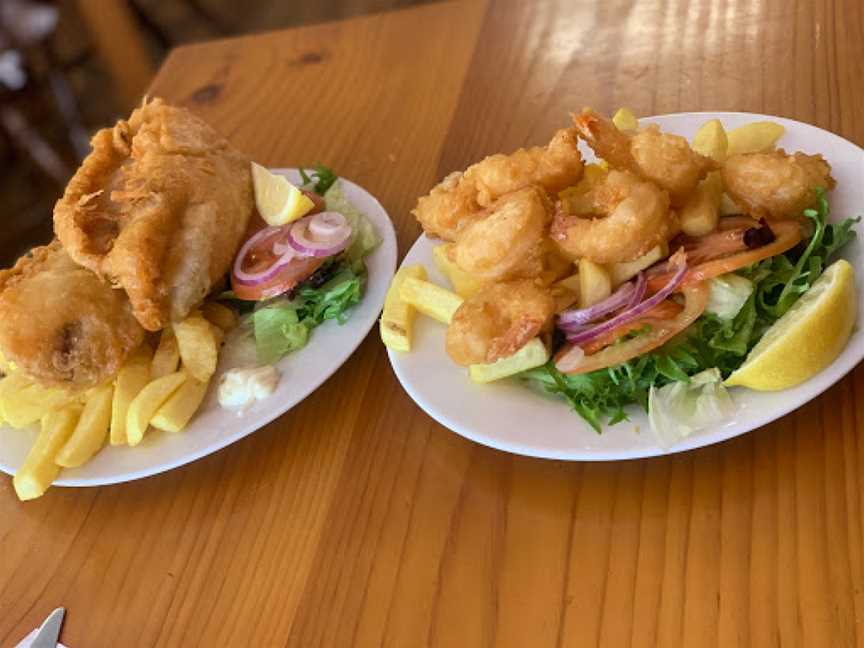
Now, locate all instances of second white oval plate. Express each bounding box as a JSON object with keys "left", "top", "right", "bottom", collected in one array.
[
  {"left": 0, "top": 170, "right": 397, "bottom": 485},
  {"left": 389, "top": 113, "right": 864, "bottom": 460}
]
